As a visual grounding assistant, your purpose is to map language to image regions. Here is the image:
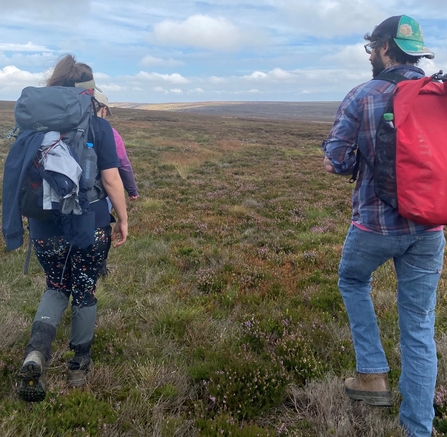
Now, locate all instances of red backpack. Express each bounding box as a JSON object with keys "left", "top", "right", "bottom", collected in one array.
[{"left": 351, "top": 71, "right": 447, "bottom": 225}]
